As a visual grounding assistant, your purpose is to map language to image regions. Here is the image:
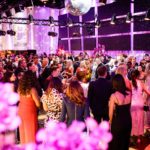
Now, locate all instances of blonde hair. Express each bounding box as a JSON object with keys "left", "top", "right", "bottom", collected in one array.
[{"left": 116, "top": 65, "right": 127, "bottom": 76}]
